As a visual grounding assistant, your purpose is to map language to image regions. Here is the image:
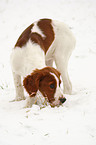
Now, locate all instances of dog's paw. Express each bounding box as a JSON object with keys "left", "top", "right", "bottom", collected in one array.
[
  {"left": 10, "top": 96, "right": 26, "bottom": 102},
  {"left": 16, "top": 96, "right": 26, "bottom": 101}
]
